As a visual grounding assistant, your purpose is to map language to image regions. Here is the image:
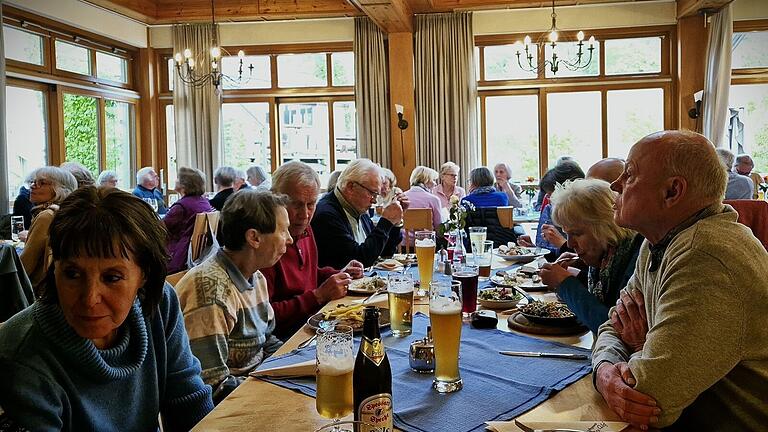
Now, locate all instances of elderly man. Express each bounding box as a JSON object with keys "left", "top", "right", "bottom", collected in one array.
[
  {"left": 592, "top": 130, "right": 768, "bottom": 430},
  {"left": 132, "top": 166, "right": 168, "bottom": 214},
  {"left": 734, "top": 153, "right": 763, "bottom": 199},
  {"left": 209, "top": 166, "right": 237, "bottom": 211},
  {"left": 586, "top": 157, "right": 625, "bottom": 183},
  {"left": 716, "top": 148, "right": 753, "bottom": 200},
  {"left": 176, "top": 190, "right": 291, "bottom": 403},
  {"left": 262, "top": 161, "right": 365, "bottom": 339},
  {"left": 312, "top": 158, "right": 406, "bottom": 269}
]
